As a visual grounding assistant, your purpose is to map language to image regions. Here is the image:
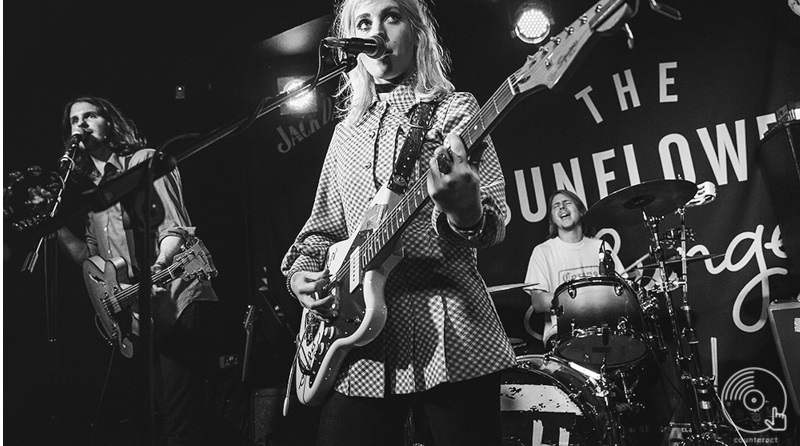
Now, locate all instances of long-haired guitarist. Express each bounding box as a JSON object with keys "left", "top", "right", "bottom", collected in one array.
[
  {"left": 54, "top": 95, "right": 218, "bottom": 445},
  {"left": 281, "top": 1, "right": 515, "bottom": 444}
]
